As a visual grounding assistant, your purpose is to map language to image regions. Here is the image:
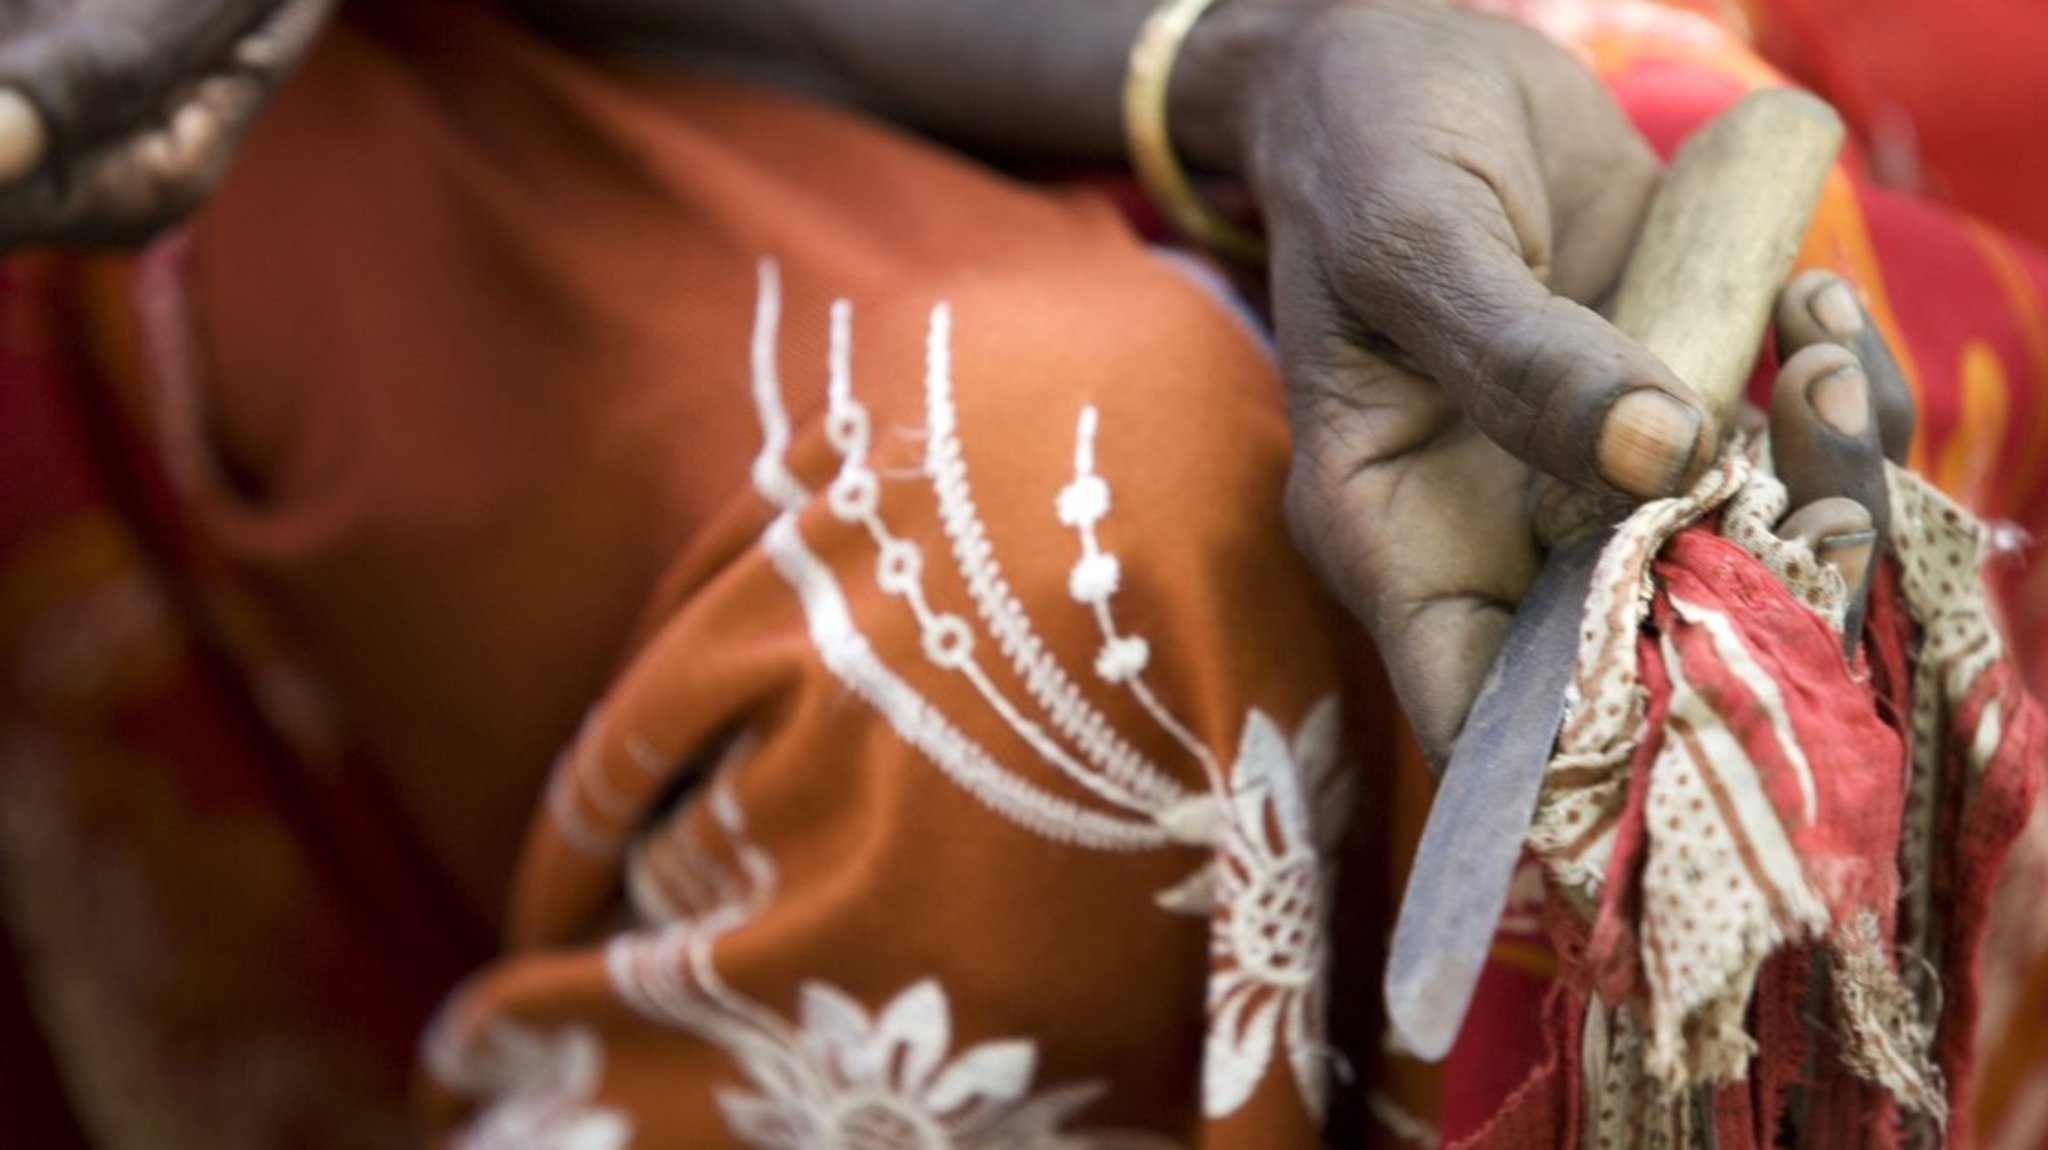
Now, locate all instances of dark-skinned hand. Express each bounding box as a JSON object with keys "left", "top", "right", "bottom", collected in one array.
[
  {"left": 1184, "top": 1, "right": 1907, "bottom": 763},
  {"left": 0, "top": 0, "right": 331, "bottom": 248},
  {"left": 0, "top": 0, "right": 1911, "bottom": 769}
]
